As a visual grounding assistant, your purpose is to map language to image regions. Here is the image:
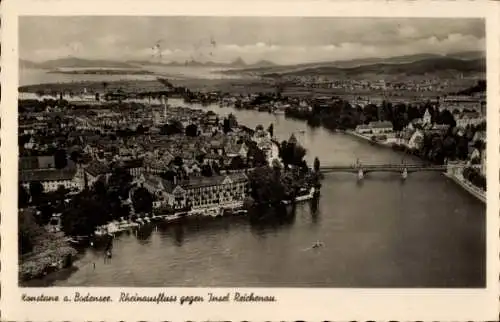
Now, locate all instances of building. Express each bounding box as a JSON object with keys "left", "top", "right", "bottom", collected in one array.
[
  {"left": 422, "top": 108, "right": 432, "bottom": 125},
  {"left": 137, "top": 173, "right": 249, "bottom": 211},
  {"left": 368, "top": 121, "right": 394, "bottom": 135},
  {"left": 481, "top": 150, "right": 486, "bottom": 176},
  {"left": 122, "top": 159, "right": 144, "bottom": 178},
  {"left": 84, "top": 161, "right": 111, "bottom": 187},
  {"left": 20, "top": 168, "right": 82, "bottom": 192},
  {"left": 456, "top": 112, "right": 484, "bottom": 128},
  {"left": 19, "top": 155, "right": 56, "bottom": 170},
  {"left": 226, "top": 143, "right": 248, "bottom": 159},
  {"left": 355, "top": 124, "right": 372, "bottom": 135},
  {"left": 407, "top": 129, "right": 424, "bottom": 150}
]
